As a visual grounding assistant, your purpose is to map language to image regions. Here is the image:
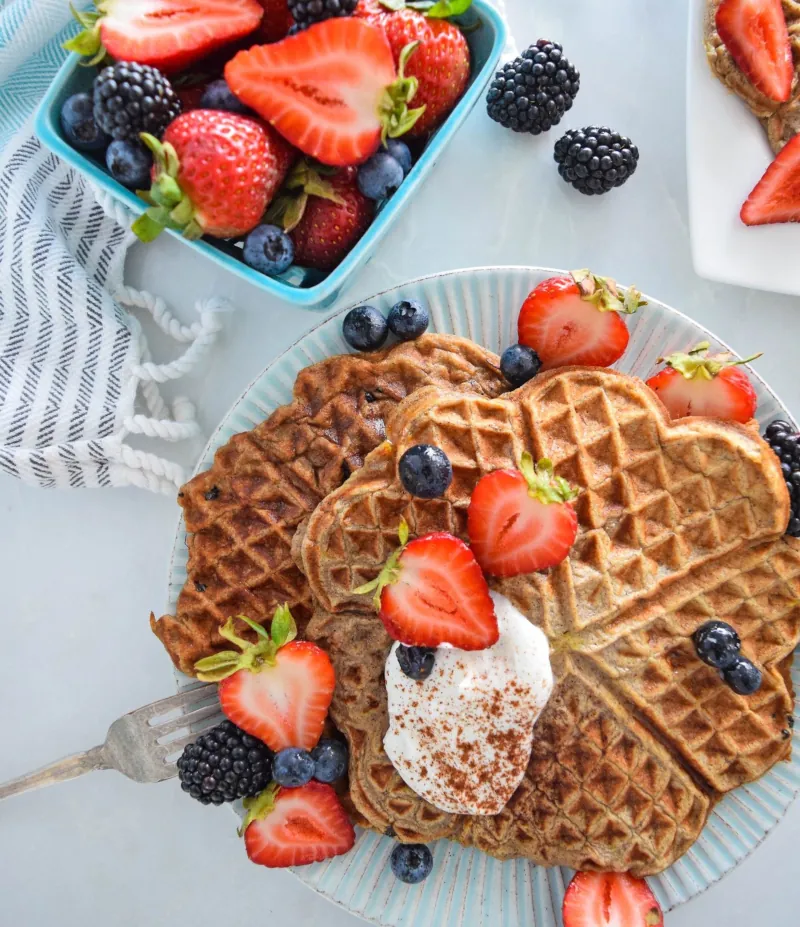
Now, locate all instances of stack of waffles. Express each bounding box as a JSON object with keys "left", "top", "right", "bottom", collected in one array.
[{"left": 154, "top": 334, "right": 800, "bottom": 876}]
